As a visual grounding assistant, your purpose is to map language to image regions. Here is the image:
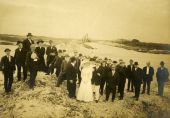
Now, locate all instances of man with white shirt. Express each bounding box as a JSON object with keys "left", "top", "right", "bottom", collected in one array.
[
  {"left": 14, "top": 41, "right": 27, "bottom": 81},
  {"left": 142, "top": 62, "right": 154, "bottom": 95},
  {"left": 1, "top": 48, "right": 16, "bottom": 93},
  {"left": 25, "top": 45, "right": 39, "bottom": 89}
]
